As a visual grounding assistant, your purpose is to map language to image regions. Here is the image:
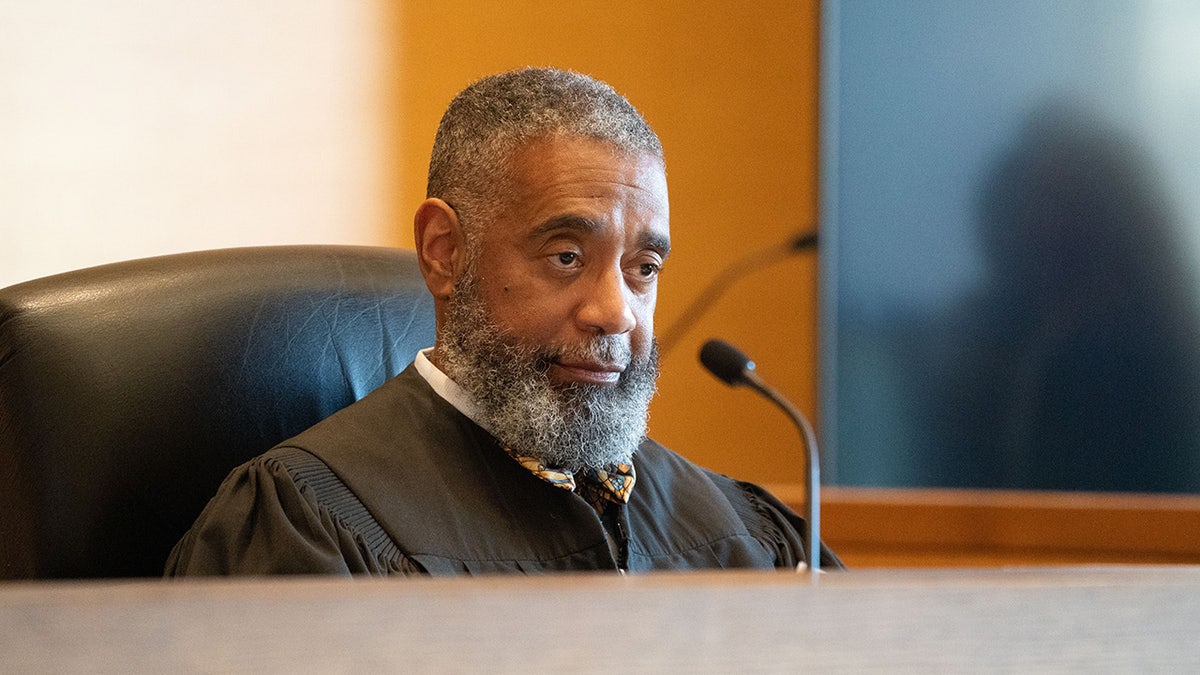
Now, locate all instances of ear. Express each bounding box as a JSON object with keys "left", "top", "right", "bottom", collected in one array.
[{"left": 413, "top": 198, "right": 465, "bottom": 299}]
